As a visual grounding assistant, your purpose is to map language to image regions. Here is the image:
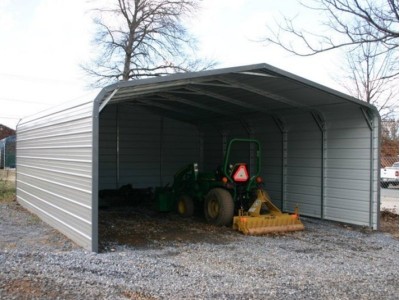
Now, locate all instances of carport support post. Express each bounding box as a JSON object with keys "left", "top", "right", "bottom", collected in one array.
[
  {"left": 311, "top": 111, "right": 326, "bottom": 220},
  {"left": 92, "top": 99, "right": 100, "bottom": 253},
  {"left": 159, "top": 117, "right": 165, "bottom": 186},
  {"left": 198, "top": 130, "right": 204, "bottom": 170},
  {"left": 116, "top": 104, "right": 120, "bottom": 188},
  {"left": 221, "top": 130, "right": 228, "bottom": 156},
  {"left": 282, "top": 131, "right": 288, "bottom": 211},
  {"left": 272, "top": 115, "right": 287, "bottom": 210},
  {"left": 240, "top": 120, "right": 255, "bottom": 173},
  {"left": 361, "top": 108, "right": 375, "bottom": 228}
]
